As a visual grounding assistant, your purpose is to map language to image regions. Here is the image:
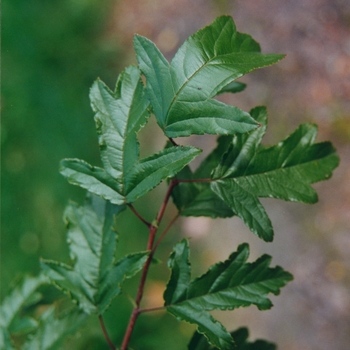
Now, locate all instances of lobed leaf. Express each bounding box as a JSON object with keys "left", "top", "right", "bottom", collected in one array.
[
  {"left": 60, "top": 65, "right": 201, "bottom": 204},
  {"left": 41, "top": 197, "right": 148, "bottom": 315},
  {"left": 164, "top": 240, "right": 292, "bottom": 349},
  {"left": 208, "top": 106, "right": 339, "bottom": 241},
  {"left": 134, "top": 16, "right": 284, "bottom": 137}
]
